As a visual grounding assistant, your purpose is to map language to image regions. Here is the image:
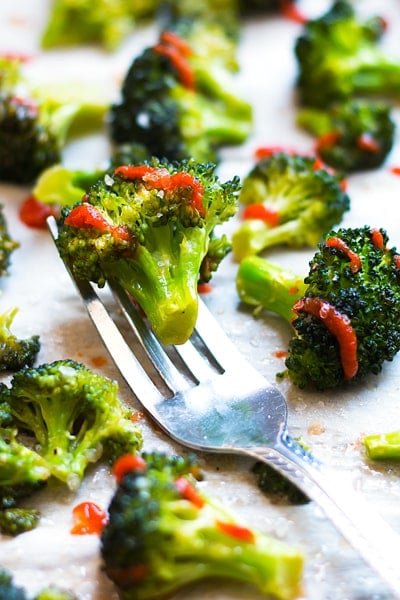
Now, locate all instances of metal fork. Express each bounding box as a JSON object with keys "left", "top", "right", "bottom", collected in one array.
[{"left": 48, "top": 216, "right": 400, "bottom": 597}]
